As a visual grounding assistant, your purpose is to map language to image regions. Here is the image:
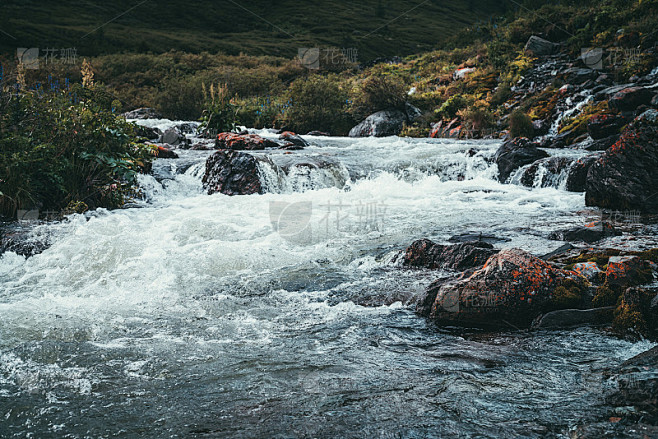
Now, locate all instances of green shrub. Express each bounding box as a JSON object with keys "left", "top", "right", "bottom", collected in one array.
[
  {"left": 198, "top": 83, "right": 239, "bottom": 136},
  {"left": 350, "top": 75, "right": 407, "bottom": 120},
  {"left": 509, "top": 109, "right": 534, "bottom": 138},
  {"left": 278, "top": 75, "right": 353, "bottom": 135},
  {"left": 0, "top": 84, "right": 153, "bottom": 218}
]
